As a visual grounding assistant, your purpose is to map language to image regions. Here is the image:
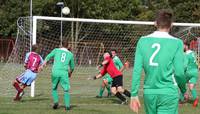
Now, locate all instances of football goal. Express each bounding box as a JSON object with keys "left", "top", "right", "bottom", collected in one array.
[{"left": 1, "top": 16, "right": 200, "bottom": 98}]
